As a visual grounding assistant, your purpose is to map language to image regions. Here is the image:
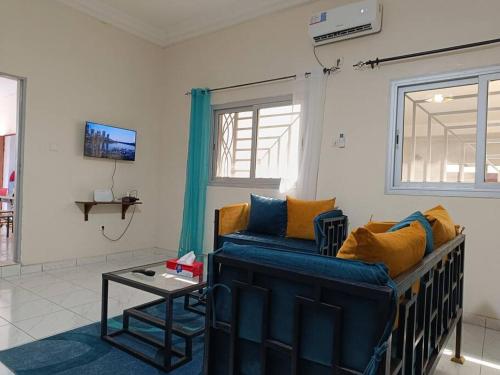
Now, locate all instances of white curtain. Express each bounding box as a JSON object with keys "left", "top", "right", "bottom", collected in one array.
[{"left": 287, "top": 68, "right": 328, "bottom": 199}]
